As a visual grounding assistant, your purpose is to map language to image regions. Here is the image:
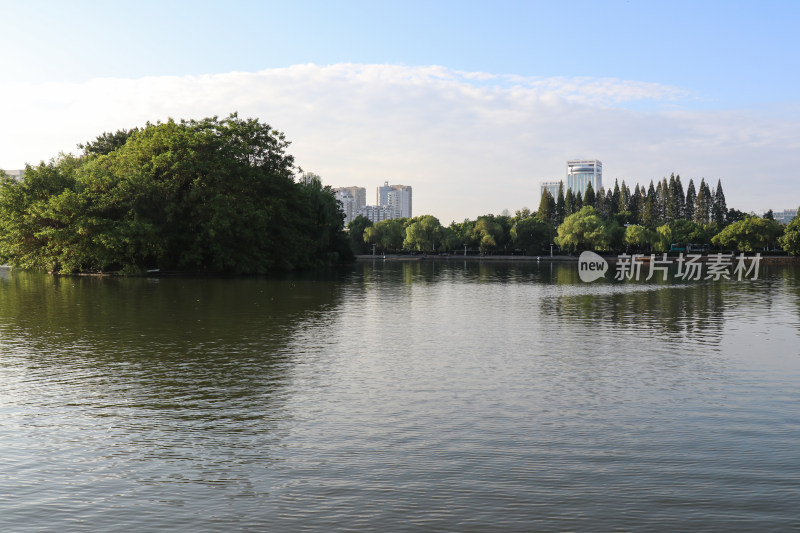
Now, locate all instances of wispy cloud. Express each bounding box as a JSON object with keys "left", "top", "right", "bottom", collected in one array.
[{"left": 1, "top": 64, "right": 797, "bottom": 220}]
